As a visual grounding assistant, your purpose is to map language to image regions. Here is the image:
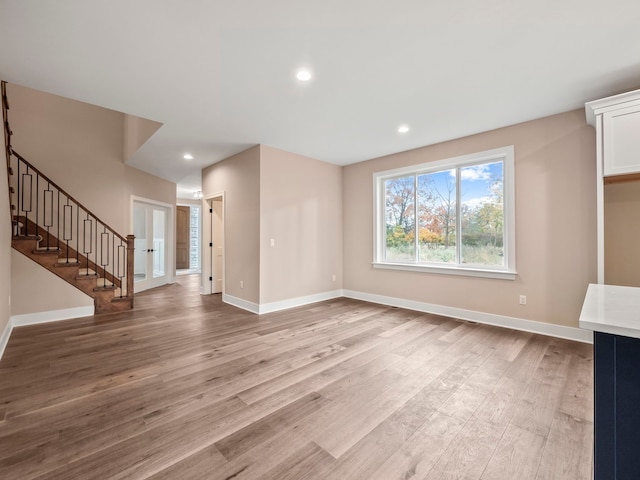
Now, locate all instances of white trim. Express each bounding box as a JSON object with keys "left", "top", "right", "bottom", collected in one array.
[
  {"left": 595, "top": 114, "right": 605, "bottom": 284},
  {"left": 372, "top": 262, "right": 516, "bottom": 280},
  {"left": 586, "top": 88, "right": 640, "bottom": 126},
  {"left": 374, "top": 146, "right": 515, "bottom": 178},
  {"left": 343, "top": 289, "right": 593, "bottom": 344},
  {"left": 223, "top": 294, "right": 260, "bottom": 314},
  {"left": 11, "top": 306, "right": 95, "bottom": 327},
  {"left": 202, "top": 192, "right": 226, "bottom": 297},
  {"left": 0, "top": 319, "right": 13, "bottom": 362},
  {"left": 258, "top": 290, "right": 343, "bottom": 315}
]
